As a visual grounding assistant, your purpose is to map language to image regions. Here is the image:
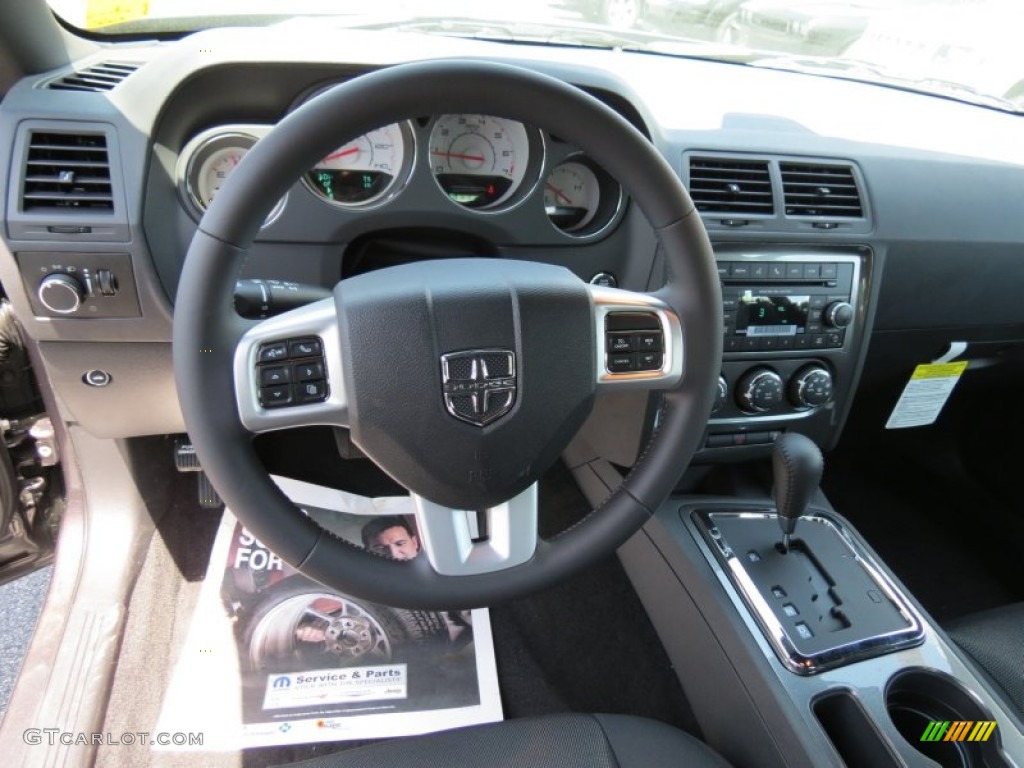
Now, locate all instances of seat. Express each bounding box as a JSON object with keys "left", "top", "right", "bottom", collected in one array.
[
  {"left": 278, "top": 713, "right": 730, "bottom": 768},
  {"left": 946, "top": 602, "right": 1024, "bottom": 717}
]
